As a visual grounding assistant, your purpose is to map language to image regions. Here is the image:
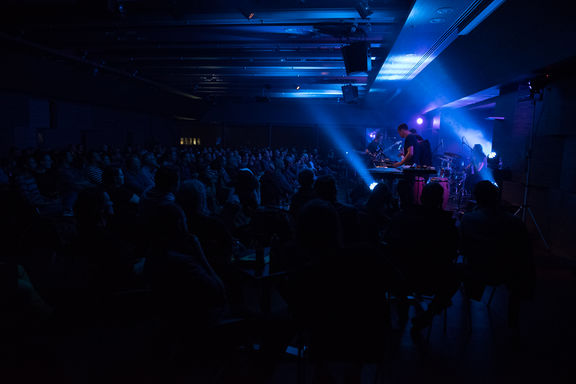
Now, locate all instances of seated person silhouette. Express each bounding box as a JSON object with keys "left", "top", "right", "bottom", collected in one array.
[
  {"left": 143, "top": 203, "right": 228, "bottom": 327},
  {"left": 287, "top": 199, "right": 388, "bottom": 363},
  {"left": 460, "top": 181, "right": 535, "bottom": 326},
  {"left": 314, "top": 175, "right": 361, "bottom": 246},
  {"left": 384, "top": 182, "right": 460, "bottom": 330},
  {"left": 289, "top": 169, "right": 315, "bottom": 217}
]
